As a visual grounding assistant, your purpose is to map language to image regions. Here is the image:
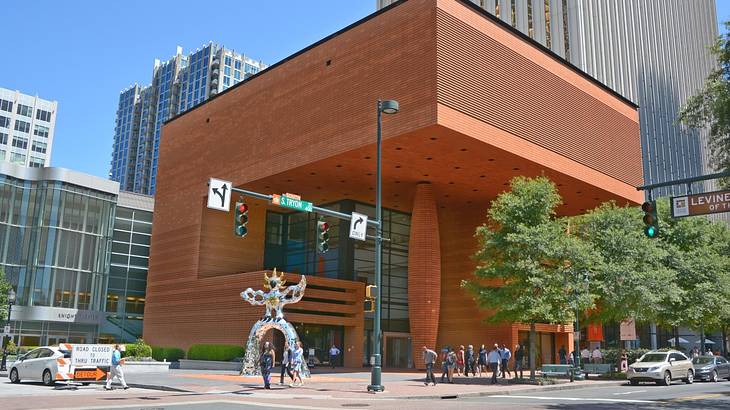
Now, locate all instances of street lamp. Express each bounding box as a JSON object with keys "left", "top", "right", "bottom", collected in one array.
[
  {"left": 572, "top": 271, "right": 588, "bottom": 380},
  {"left": 1, "top": 288, "right": 16, "bottom": 372},
  {"left": 367, "top": 99, "right": 399, "bottom": 393}
]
